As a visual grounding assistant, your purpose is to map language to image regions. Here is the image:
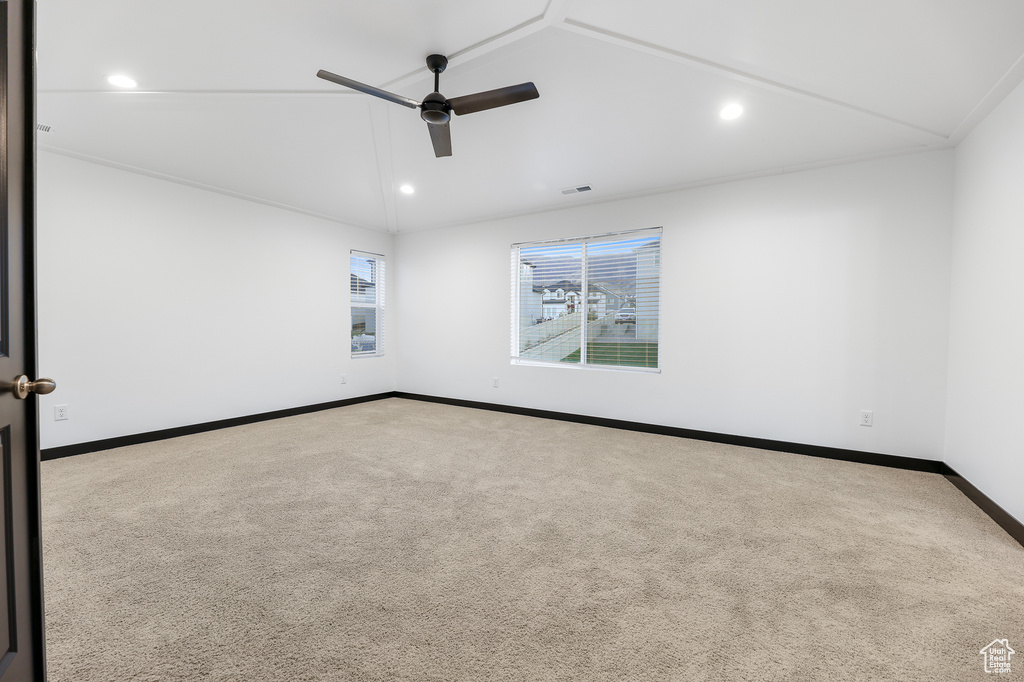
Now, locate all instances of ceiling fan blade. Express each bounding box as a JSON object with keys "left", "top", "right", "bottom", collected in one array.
[
  {"left": 316, "top": 69, "right": 420, "bottom": 109},
  {"left": 427, "top": 122, "right": 453, "bottom": 158},
  {"left": 448, "top": 82, "right": 539, "bottom": 116}
]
